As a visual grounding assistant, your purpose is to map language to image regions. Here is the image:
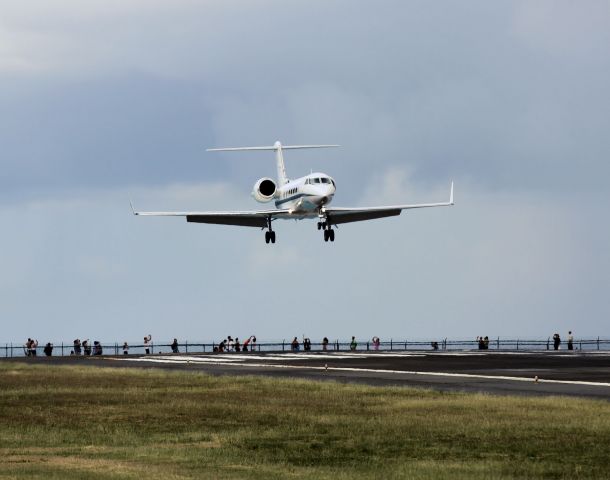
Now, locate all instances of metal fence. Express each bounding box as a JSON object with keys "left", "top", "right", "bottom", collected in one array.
[{"left": 2, "top": 337, "right": 609, "bottom": 358}]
